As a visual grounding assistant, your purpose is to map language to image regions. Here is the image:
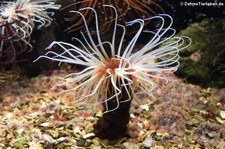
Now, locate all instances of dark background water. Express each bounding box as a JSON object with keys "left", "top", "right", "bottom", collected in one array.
[{"left": 158, "top": 0, "right": 225, "bottom": 31}]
